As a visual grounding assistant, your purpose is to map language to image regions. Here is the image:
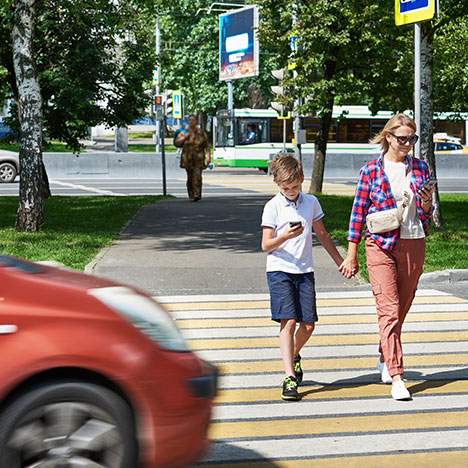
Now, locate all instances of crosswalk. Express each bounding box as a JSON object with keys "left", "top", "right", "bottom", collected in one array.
[{"left": 158, "top": 289, "right": 468, "bottom": 467}]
